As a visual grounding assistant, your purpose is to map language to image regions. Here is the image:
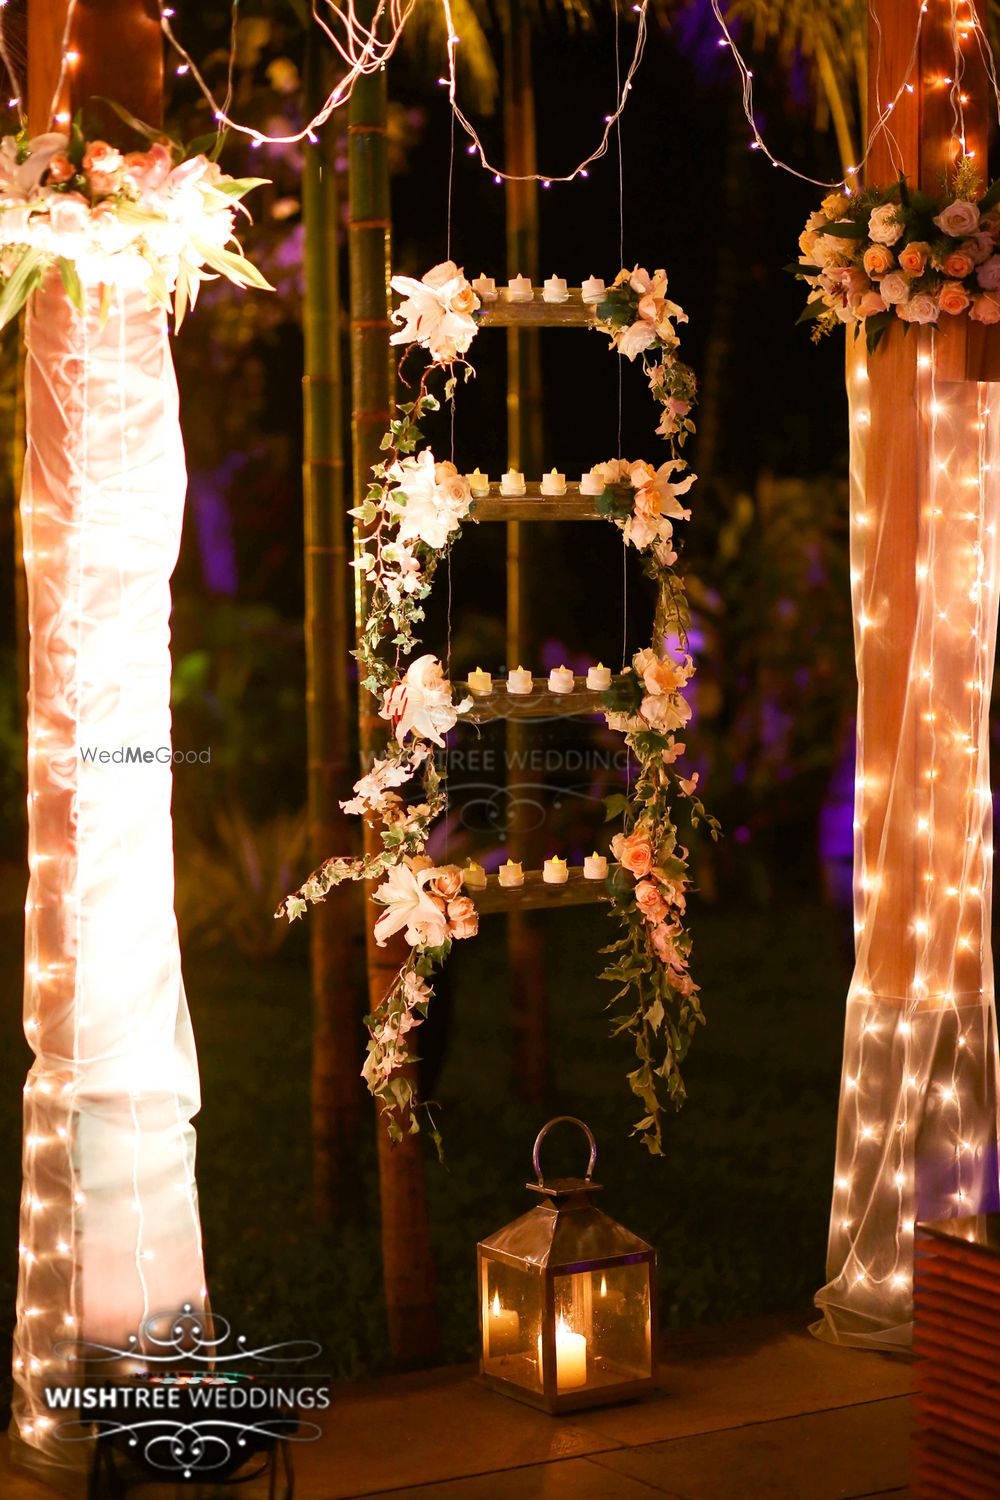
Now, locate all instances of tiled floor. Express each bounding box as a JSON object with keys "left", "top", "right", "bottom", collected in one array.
[{"left": 1, "top": 1314, "right": 914, "bottom": 1499}]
